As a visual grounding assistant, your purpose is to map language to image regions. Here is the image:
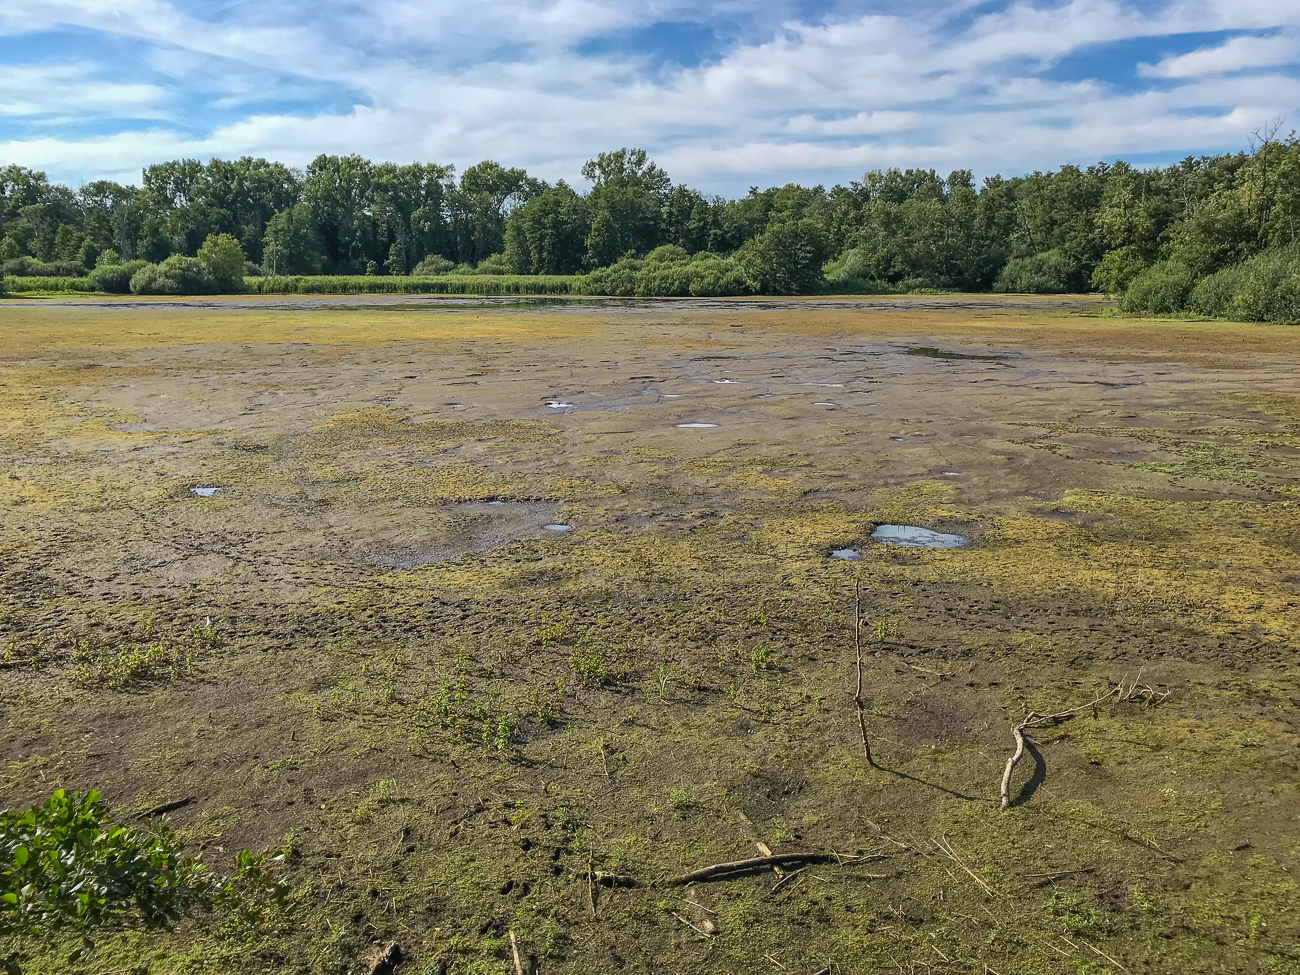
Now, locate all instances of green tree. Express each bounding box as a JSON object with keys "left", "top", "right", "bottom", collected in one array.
[
  {"left": 196, "top": 233, "right": 246, "bottom": 291},
  {"left": 503, "top": 182, "right": 591, "bottom": 274},
  {"left": 262, "top": 204, "right": 323, "bottom": 275},
  {"left": 736, "top": 218, "right": 829, "bottom": 294},
  {"left": 582, "top": 148, "right": 672, "bottom": 266}
]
